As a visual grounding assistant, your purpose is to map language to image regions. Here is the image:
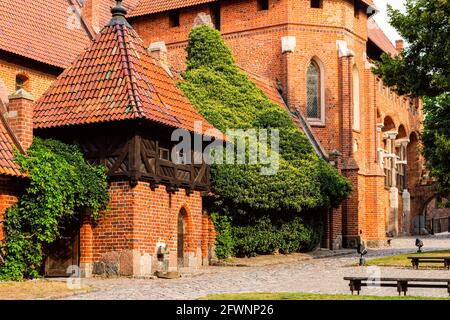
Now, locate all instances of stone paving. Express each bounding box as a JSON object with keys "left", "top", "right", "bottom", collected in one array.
[{"left": 64, "top": 237, "right": 450, "bottom": 300}]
